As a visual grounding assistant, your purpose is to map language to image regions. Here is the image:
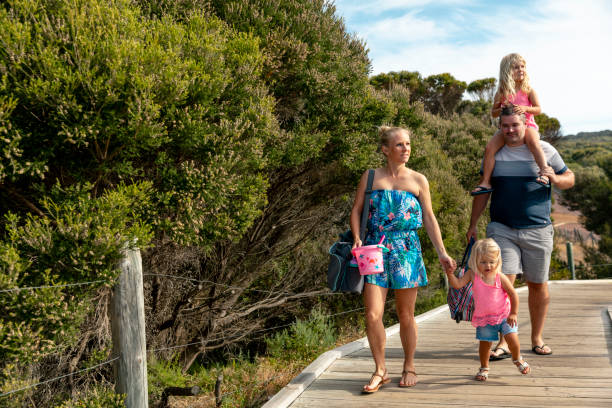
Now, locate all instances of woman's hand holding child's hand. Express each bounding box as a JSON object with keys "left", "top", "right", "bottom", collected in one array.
[
  {"left": 507, "top": 313, "right": 518, "bottom": 327},
  {"left": 439, "top": 254, "right": 457, "bottom": 274}
]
